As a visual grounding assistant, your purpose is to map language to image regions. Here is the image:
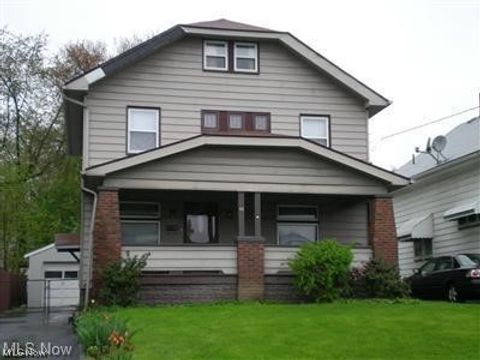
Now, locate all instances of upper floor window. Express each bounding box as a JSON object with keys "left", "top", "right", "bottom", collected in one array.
[
  {"left": 203, "top": 40, "right": 259, "bottom": 73},
  {"left": 201, "top": 111, "right": 270, "bottom": 133},
  {"left": 127, "top": 107, "right": 160, "bottom": 154},
  {"left": 300, "top": 115, "right": 330, "bottom": 147},
  {"left": 234, "top": 42, "right": 258, "bottom": 73},
  {"left": 203, "top": 40, "right": 228, "bottom": 71}
]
